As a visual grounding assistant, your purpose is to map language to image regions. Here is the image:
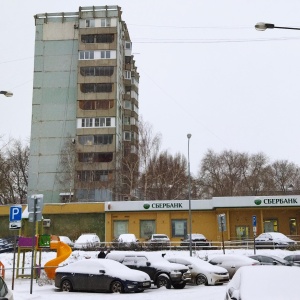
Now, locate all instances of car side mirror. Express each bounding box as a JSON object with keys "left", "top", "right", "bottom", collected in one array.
[
  {"left": 146, "top": 262, "right": 151, "bottom": 266},
  {"left": 99, "top": 270, "right": 105, "bottom": 274},
  {"left": 272, "top": 261, "right": 277, "bottom": 265}
]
